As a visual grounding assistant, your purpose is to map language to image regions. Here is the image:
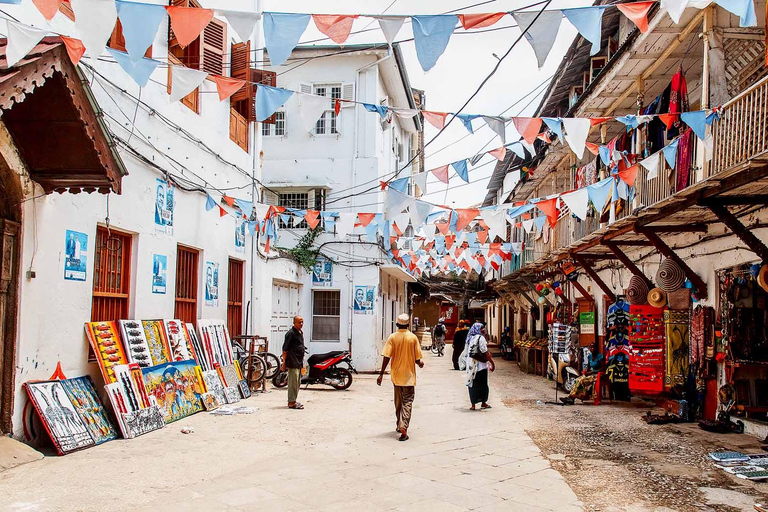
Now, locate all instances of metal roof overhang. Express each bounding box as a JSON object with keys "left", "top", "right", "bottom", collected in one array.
[{"left": 381, "top": 264, "right": 417, "bottom": 283}]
